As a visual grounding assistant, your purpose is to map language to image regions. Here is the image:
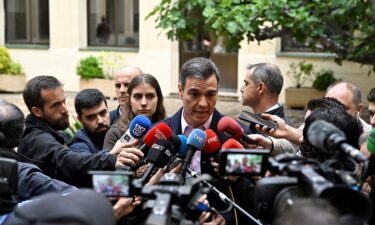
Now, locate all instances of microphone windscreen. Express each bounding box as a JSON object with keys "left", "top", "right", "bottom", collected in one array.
[
  {"left": 143, "top": 122, "right": 172, "bottom": 147},
  {"left": 147, "top": 139, "right": 176, "bottom": 167},
  {"left": 202, "top": 129, "right": 220, "bottom": 154},
  {"left": 222, "top": 138, "right": 244, "bottom": 149},
  {"left": 367, "top": 128, "right": 375, "bottom": 156},
  {"left": 128, "top": 115, "right": 151, "bottom": 138},
  {"left": 187, "top": 129, "right": 207, "bottom": 150},
  {"left": 177, "top": 135, "right": 188, "bottom": 157},
  {"left": 217, "top": 116, "right": 243, "bottom": 139},
  {"left": 170, "top": 134, "right": 181, "bottom": 151},
  {"left": 307, "top": 120, "right": 344, "bottom": 152}
]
